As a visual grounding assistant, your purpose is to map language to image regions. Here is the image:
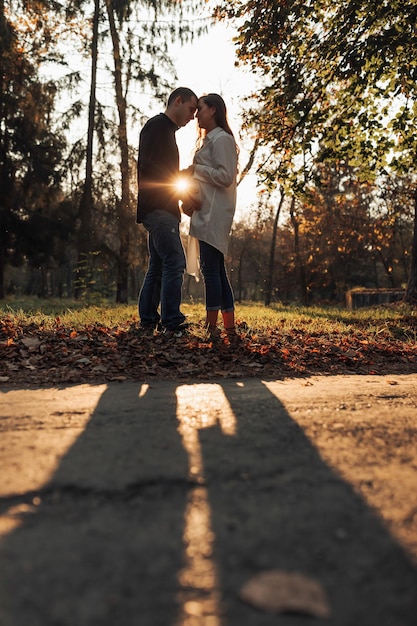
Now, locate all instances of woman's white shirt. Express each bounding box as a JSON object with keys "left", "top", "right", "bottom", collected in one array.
[{"left": 190, "top": 126, "right": 237, "bottom": 255}]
